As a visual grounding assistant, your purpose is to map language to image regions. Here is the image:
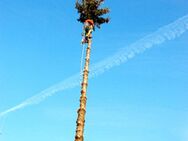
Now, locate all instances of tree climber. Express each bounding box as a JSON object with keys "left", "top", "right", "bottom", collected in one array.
[{"left": 82, "top": 19, "right": 94, "bottom": 44}]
